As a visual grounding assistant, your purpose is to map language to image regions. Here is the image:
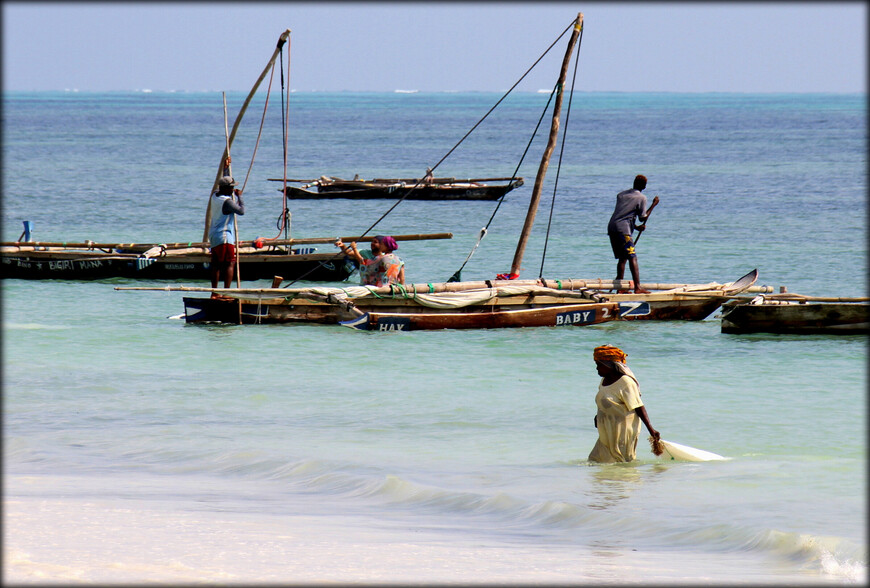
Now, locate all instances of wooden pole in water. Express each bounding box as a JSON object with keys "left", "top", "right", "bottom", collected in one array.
[
  {"left": 510, "top": 13, "right": 583, "bottom": 278},
  {"left": 0, "top": 232, "right": 454, "bottom": 252},
  {"left": 202, "top": 29, "right": 291, "bottom": 243}
]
